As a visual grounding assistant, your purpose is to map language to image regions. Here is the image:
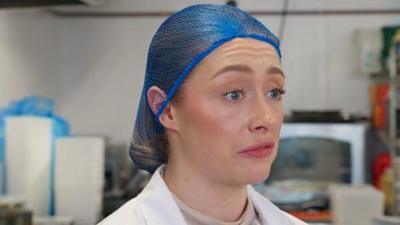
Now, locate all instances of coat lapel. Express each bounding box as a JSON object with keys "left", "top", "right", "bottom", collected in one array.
[
  {"left": 248, "top": 185, "right": 309, "bottom": 225},
  {"left": 248, "top": 185, "right": 292, "bottom": 225},
  {"left": 137, "top": 166, "right": 187, "bottom": 225}
]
